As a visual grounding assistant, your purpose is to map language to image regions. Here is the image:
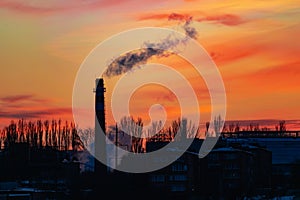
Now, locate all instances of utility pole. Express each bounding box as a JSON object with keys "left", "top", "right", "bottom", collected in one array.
[{"left": 115, "top": 123, "right": 118, "bottom": 171}]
